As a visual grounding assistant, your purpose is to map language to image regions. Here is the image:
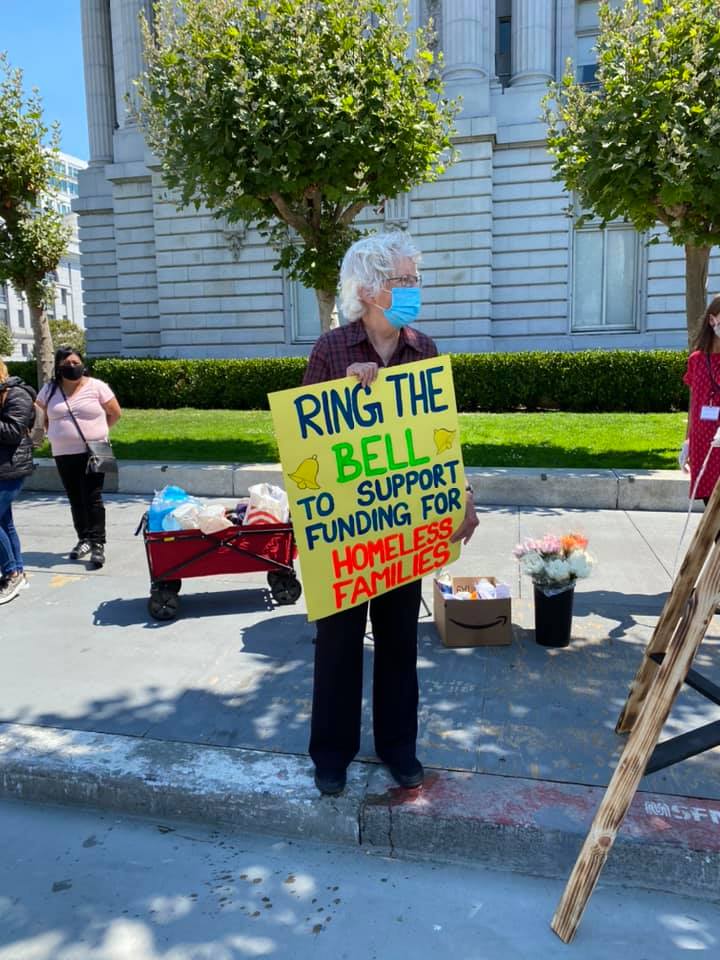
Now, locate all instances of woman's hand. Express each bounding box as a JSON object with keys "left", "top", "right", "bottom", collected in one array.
[
  {"left": 679, "top": 439, "right": 690, "bottom": 473},
  {"left": 450, "top": 491, "right": 479, "bottom": 546},
  {"left": 347, "top": 362, "right": 379, "bottom": 389}
]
